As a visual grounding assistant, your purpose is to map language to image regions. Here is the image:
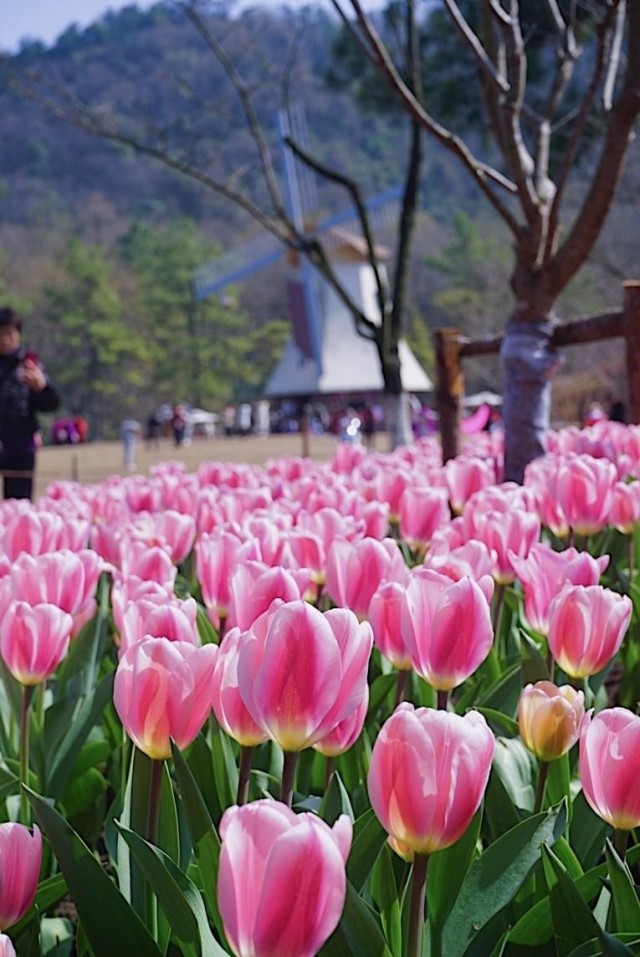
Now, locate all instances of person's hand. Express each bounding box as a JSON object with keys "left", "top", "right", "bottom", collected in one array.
[{"left": 18, "top": 359, "right": 47, "bottom": 393}]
